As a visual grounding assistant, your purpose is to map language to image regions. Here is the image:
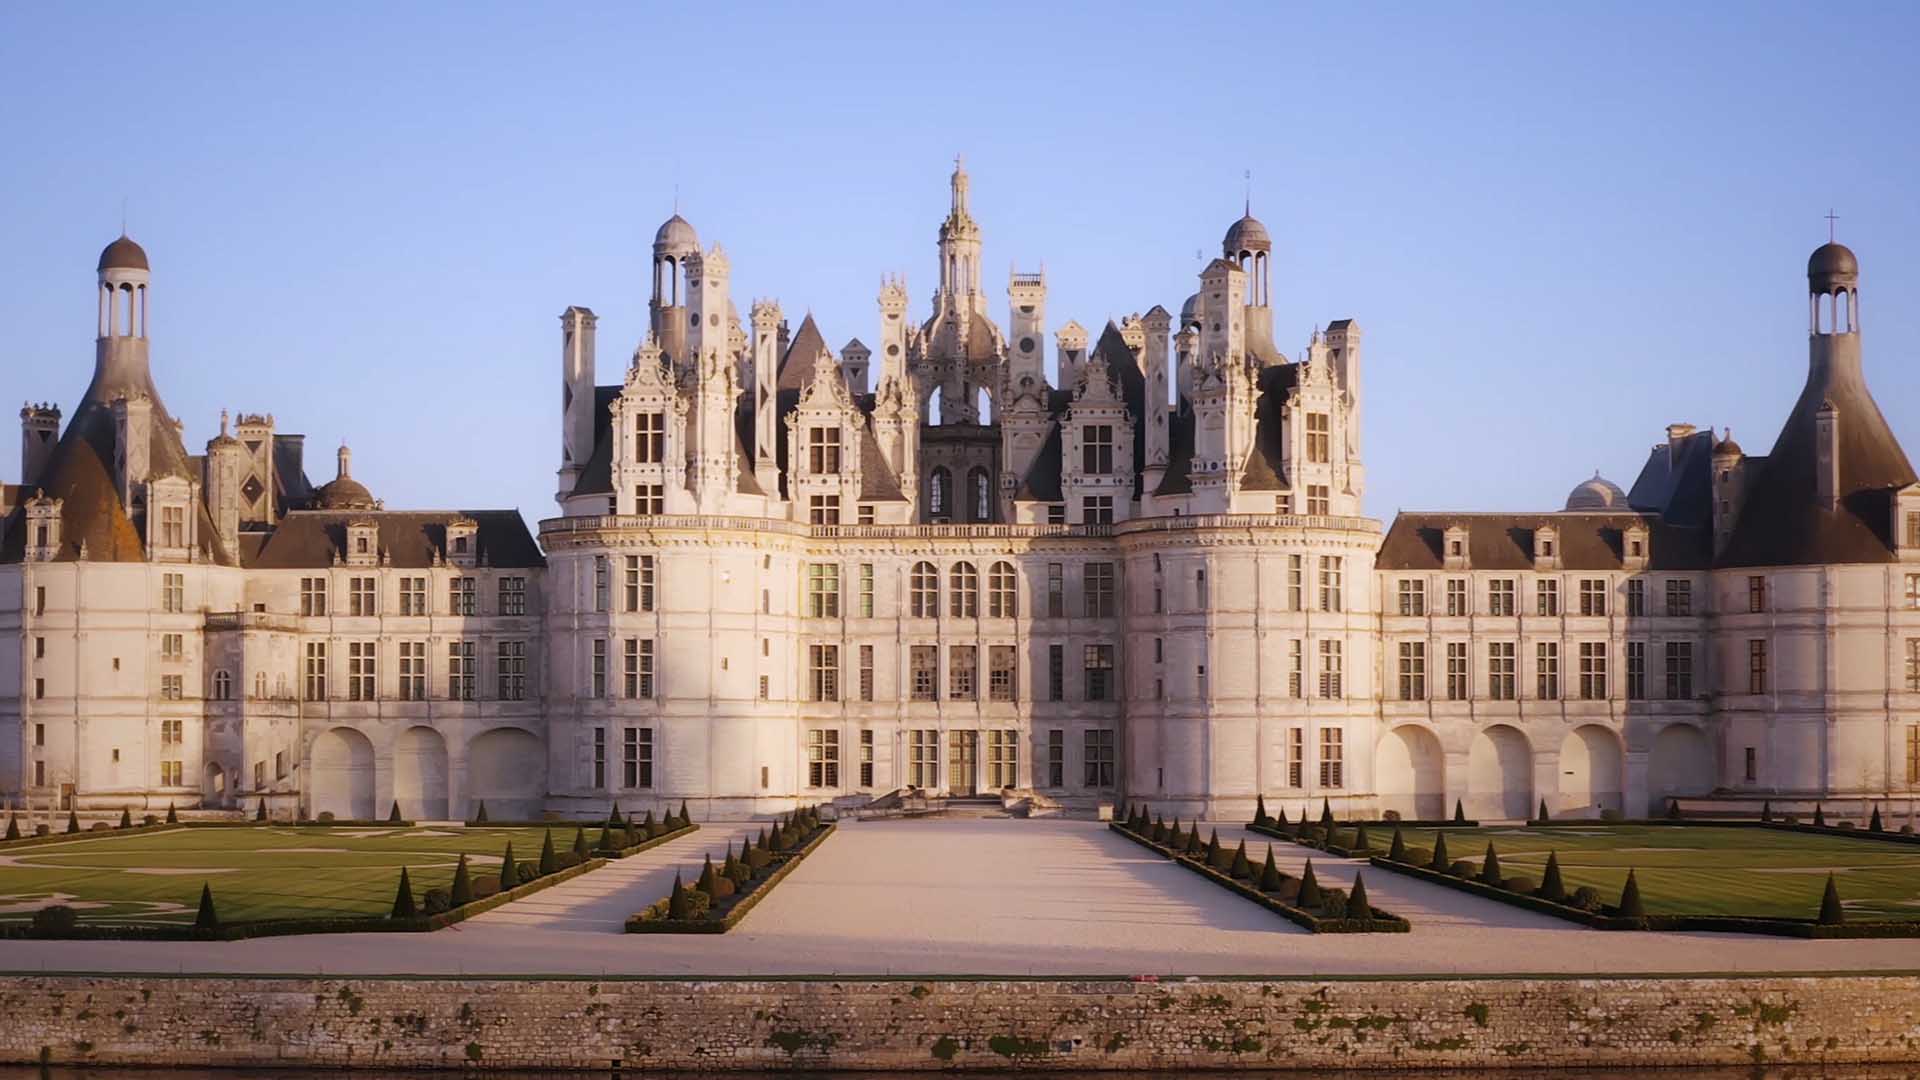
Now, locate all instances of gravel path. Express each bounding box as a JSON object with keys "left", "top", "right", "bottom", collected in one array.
[{"left": 2, "top": 818, "right": 1915, "bottom": 977}]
